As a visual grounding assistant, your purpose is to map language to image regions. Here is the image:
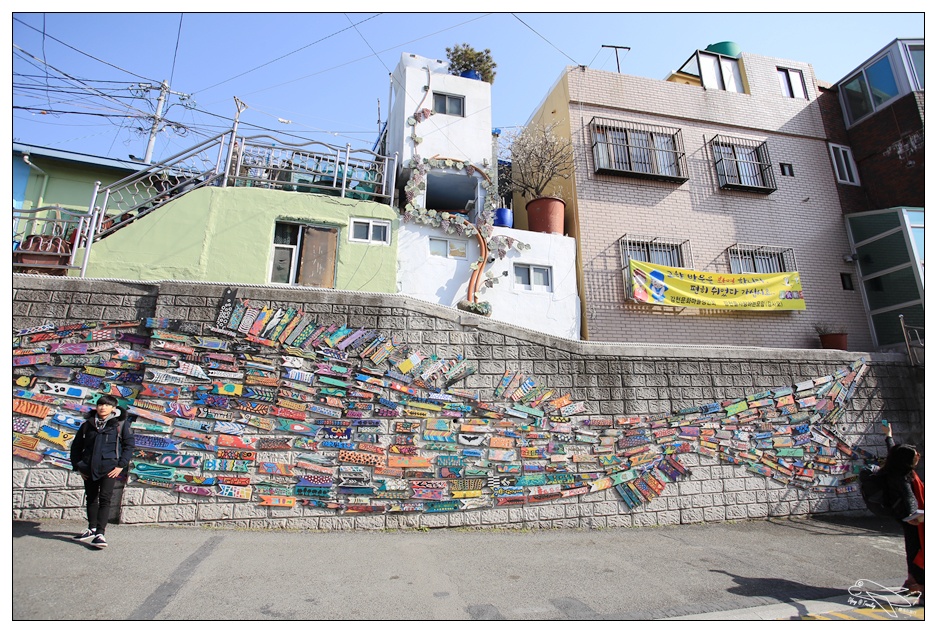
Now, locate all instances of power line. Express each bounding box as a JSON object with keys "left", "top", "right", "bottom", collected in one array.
[
  {"left": 13, "top": 15, "right": 159, "bottom": 83},
  {"left": 510, "top": 13, "right": 579, "bottom": 65},
  {"left": 169, "top": 14, "right": 184, "bottom": 86},
  {"left": 192, "top": 13, "right": 382, "bottom": 95}
]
